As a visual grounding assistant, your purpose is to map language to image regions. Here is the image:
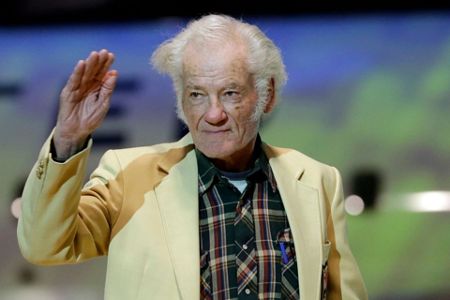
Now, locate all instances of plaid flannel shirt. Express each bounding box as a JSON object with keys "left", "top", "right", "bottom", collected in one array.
[{"left": 197, "top": 138, "right": 299, "bottom": 299}]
